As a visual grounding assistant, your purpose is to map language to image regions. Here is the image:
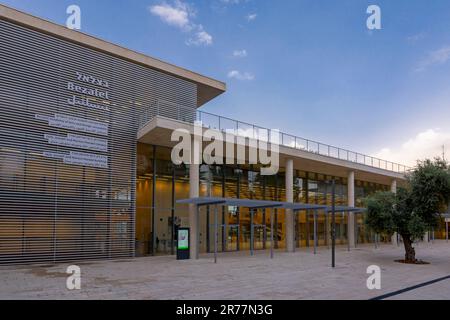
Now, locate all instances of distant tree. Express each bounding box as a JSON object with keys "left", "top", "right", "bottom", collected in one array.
[{"left": 365, "top": 158, "right": 450, "bottom": 263}]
